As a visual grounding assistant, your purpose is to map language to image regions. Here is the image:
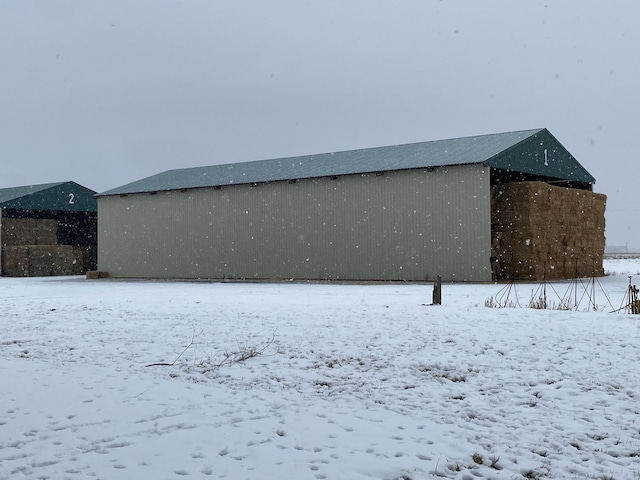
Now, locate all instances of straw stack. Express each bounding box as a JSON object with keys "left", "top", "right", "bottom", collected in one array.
[
  {"left": 1, "top": 218, "right": 92, "bottom": 276},
  {"left": 1, "top": 218, "right": 58, "bottom": 245},
  {"left": 492, "top": 182, "right": 606, "bottom": 280}
]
